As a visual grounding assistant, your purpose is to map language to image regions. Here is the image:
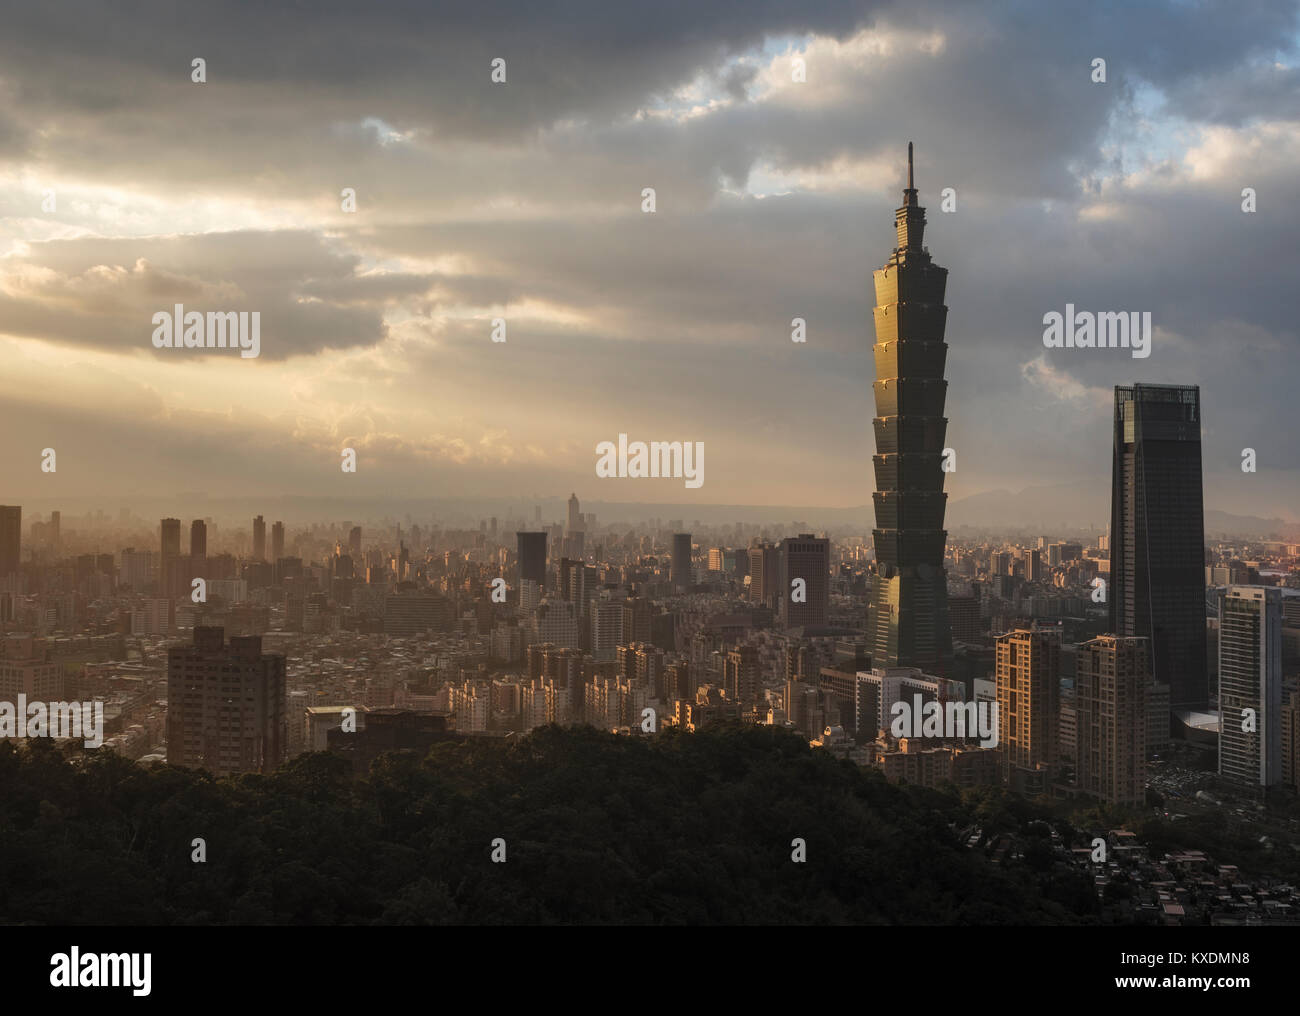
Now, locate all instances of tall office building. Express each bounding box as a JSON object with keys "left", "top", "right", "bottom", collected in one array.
[
  {"left": 251, "top": 515, "right": 266, "bottom": 562},
  {"left": 865, "top": 144, "right": 953, "bottom": 679},
  {"left": 348, "top": 525, "right": 362, "bottom": 559},
  {"left": 516, "top": 531, "right": 547, "bottom": 589},
  {"left": 671, "top": 533, "right": 692, "bottom": 591},
  {"left": 1219, "top": 586, "right": 1282, "bottom": 787},
  {"left": 1075, "top": 635, "right": 1150, "bottom": 806},
  {"left": 0, "top": 506, "right": 20, "bottom": 576},
  {"left": 166, "top": 626, "right": 287, "bottom": 776},
  {"left": 160, "top": 517, "right": 182, "bottom": 599},
  {"left": 1109, "top": 384, "right": 1207, "bottom": 708},
  {"left": 271, "top": 520, "right": 285, "bottom": 562},
  {"left": 567, "top": 493, "right": 582, "bottom": 534},
  {"left": 779, "top": 534, "right": 829, "bottom": 628},
  {"left": 748, "top": 543, "right": 780, "bottom": 608},
  {"left": 995, "top": 629, "right": 1061, "bottom": 787},
  {"left": 189, "top": 518, "right": 207, "bottom": 581}
]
